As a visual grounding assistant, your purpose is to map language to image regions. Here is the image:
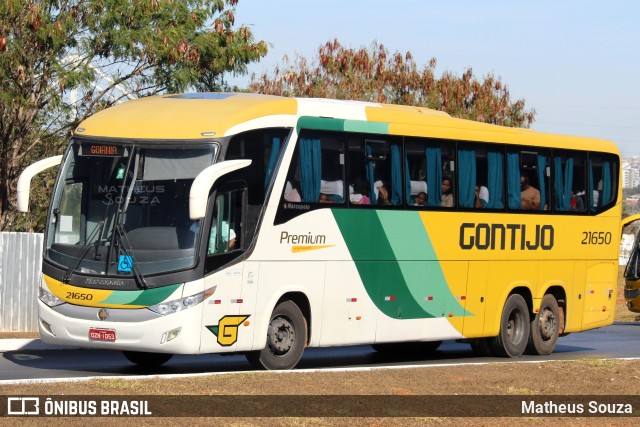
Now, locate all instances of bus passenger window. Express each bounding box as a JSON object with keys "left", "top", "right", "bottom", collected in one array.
[
  {"left": 553, "top": 151, "right": 586, "bottom": 212},
  {"left": 589, "top": 153, "right": 617, "bottom": 213},
  {"left": 285, "top": 130, "right": 345, "bottom": 204},
  {"left": 406, "top": 138, "right": 455, "bottom": 208}
]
